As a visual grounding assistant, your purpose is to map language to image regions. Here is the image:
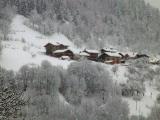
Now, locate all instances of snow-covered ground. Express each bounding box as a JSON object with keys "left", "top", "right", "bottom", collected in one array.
[
  {"left": 109, "top": 64, "right": 159, "bottom": 117},
  {"left": 0, "top": 15, "right": 75, "bottom": 71},
  {"left": 0, "top": 14, "right": 159, "bottom": 117},
  {"left": 96, "top": 63, "right": 159, "bottom": 117},
  {"left": 123, "top": 81, "right": 159, "bottom": 117}
]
